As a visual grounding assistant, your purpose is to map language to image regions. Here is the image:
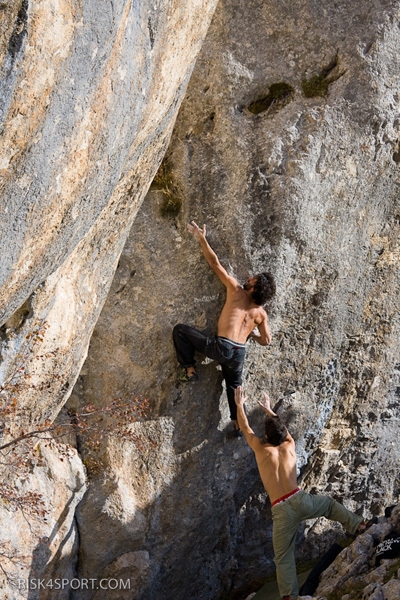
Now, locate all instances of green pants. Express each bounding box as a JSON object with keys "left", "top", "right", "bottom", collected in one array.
[{"left": 271, "top": 490, "right": 363, "bottom": 599}]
